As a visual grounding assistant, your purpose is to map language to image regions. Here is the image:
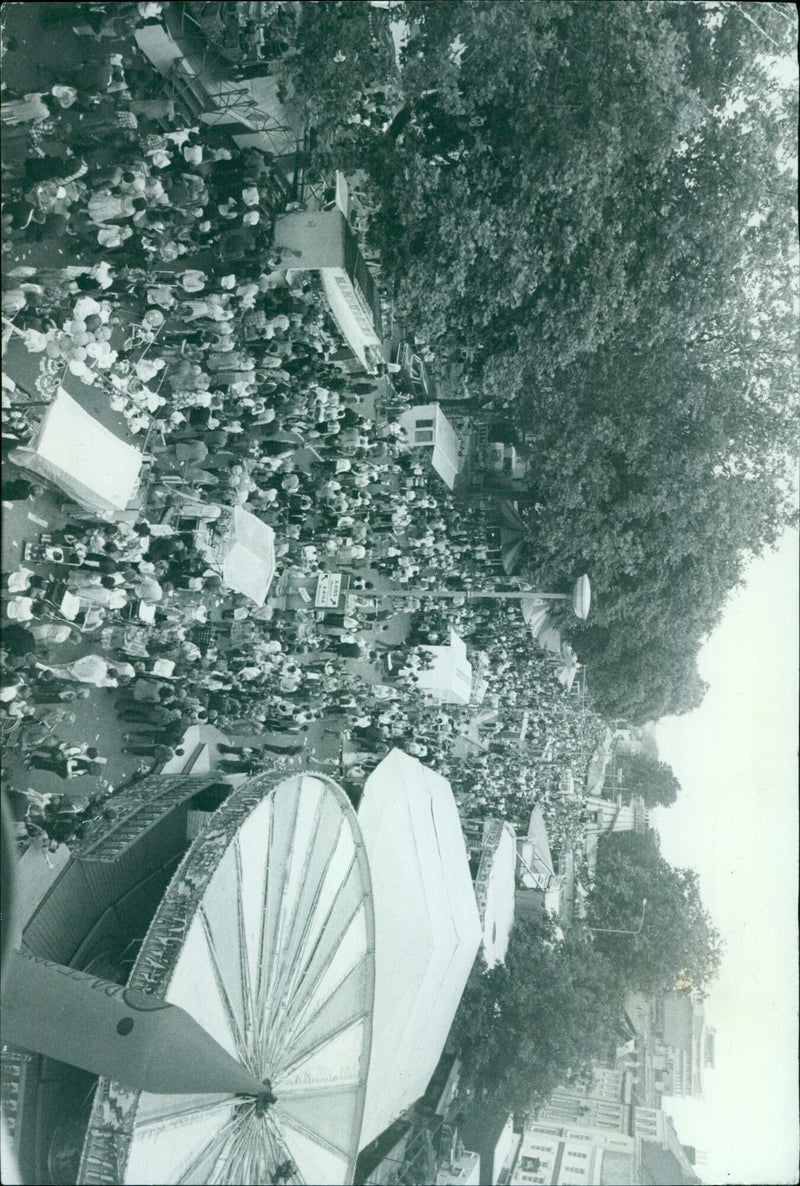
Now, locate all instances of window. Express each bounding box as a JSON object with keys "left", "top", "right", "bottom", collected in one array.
[
  {"left": 415, "top": 417, "right": 435, "bottom": 429},
  {"left": 415, "top": 429, "right": 434, "bottom": 444}
]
